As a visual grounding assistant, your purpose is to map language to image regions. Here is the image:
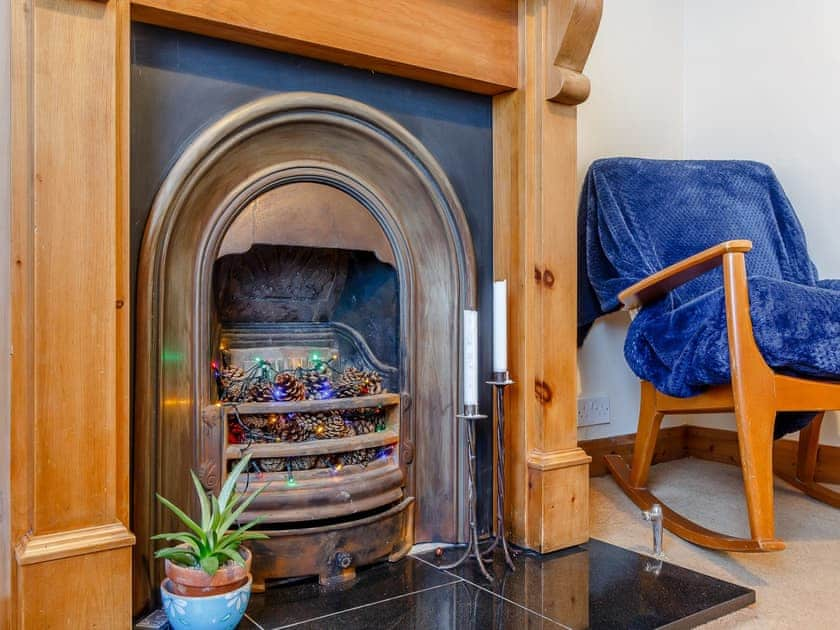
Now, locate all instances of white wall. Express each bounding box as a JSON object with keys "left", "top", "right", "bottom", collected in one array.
[
  {"left": 577, "top": 0, "right": 686, "bottom": 440},
  {"left": 577, "top": 0, "right": 840, "bottom": 445},
  {"left": 682, "top": 0, "right": 840, "bottom": 445}
]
